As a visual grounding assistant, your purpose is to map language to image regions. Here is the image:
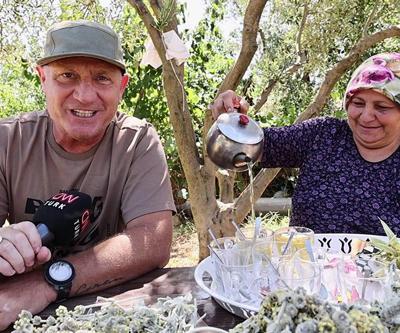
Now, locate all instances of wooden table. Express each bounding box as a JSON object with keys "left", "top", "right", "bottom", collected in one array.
[{"left": 5, "top": 267, "right": 245, "bottom": 332}]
